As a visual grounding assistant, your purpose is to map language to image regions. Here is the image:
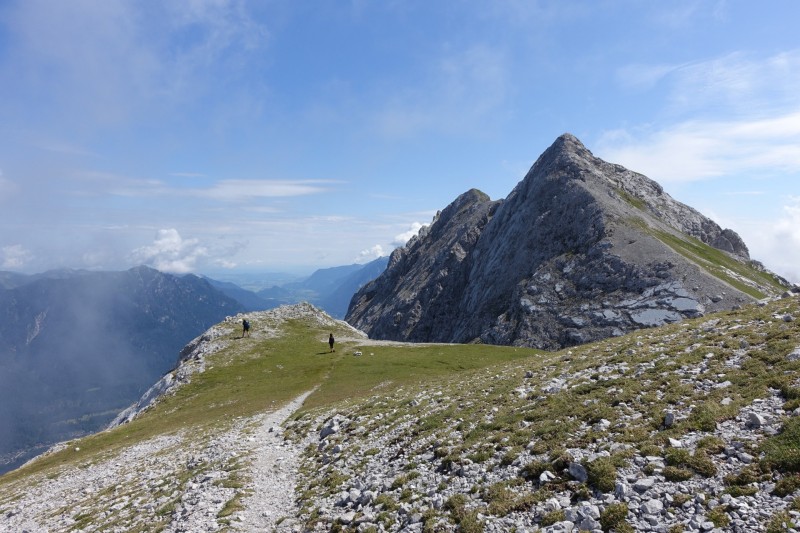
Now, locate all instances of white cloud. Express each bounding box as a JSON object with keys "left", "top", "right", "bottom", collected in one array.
[
  {"left": 198, "top": 179, "right": 333, "bottom": 201},
  {"left": 668, "top": 51, "right": 800, "bottom": 115},
  {"left": 392, "top": 222, "right": 426, "bottom": 246},
  {"left": 130, "top": 228, "right": 209, "bottom": 274},
  {"left": 355, "top": 245, "right": 385, "bottom": 263},
  {"left": 85, "top": 174, "right": 333, "bottom": 202},
  {"left": 213, "top": 258, "right": 238, "bottom": 269},
  {"left": 767, "top": 197, "right": 800, "bottom": 283},
  {"left": 617, "top": 50, "right": 800, "bottom": 117},
  {"left": 596, "top": 110, "right": 800, "bottom": 183},
  {"left": 1, "top": 244, "right": 33, "bottom": 270}
]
